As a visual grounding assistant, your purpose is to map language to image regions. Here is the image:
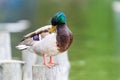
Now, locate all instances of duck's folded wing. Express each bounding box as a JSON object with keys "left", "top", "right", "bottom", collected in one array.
[
  {"left": 16, "top": 25, "right": 52, "bottom": 50},
  {"left": 24, "top": 25, "right": 52, "bottom": 38}
]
